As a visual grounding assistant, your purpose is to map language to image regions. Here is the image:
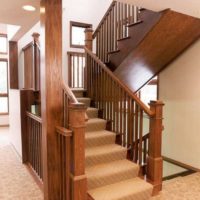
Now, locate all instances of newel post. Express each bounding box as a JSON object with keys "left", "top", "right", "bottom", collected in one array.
[
  {"left": 85, "top": 28, "right": 93, "bottom": 51},
  {"left": 147, "top": 100, "right": 164, "bottom": 195},
  {"left": 68, "top": 103, "right": 87, "bottom": 200}
]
